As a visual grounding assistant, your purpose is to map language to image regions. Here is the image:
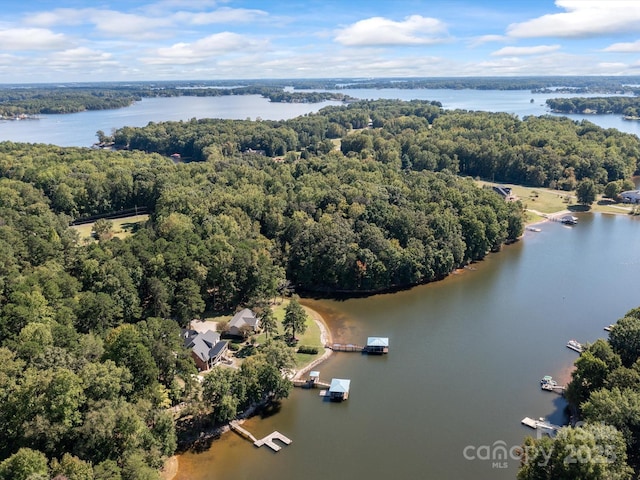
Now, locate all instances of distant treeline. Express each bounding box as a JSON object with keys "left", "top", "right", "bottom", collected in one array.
[
  {"left": 0, "top": 85, "right": 352, "bottom": 117},
  {"left": 546, "top": 96, "right": 640, "bottom": 117},
  {"left": 3, "top": 76, "right": 640, "bottom": 117},
  {"left": 110, "top": 99, "right": 640, "bottom": 189}
]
